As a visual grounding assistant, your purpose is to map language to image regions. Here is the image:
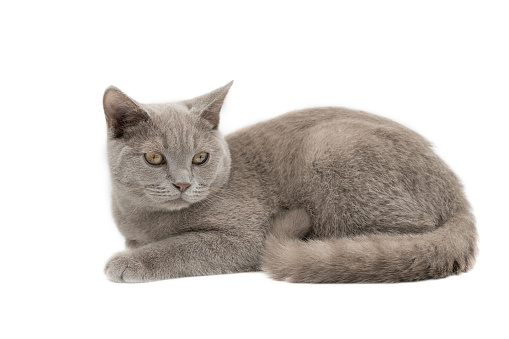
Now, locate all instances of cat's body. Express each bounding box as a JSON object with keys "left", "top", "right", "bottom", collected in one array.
[{"left": 104, "top": 82, "right": 477, "bottom": 283}]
